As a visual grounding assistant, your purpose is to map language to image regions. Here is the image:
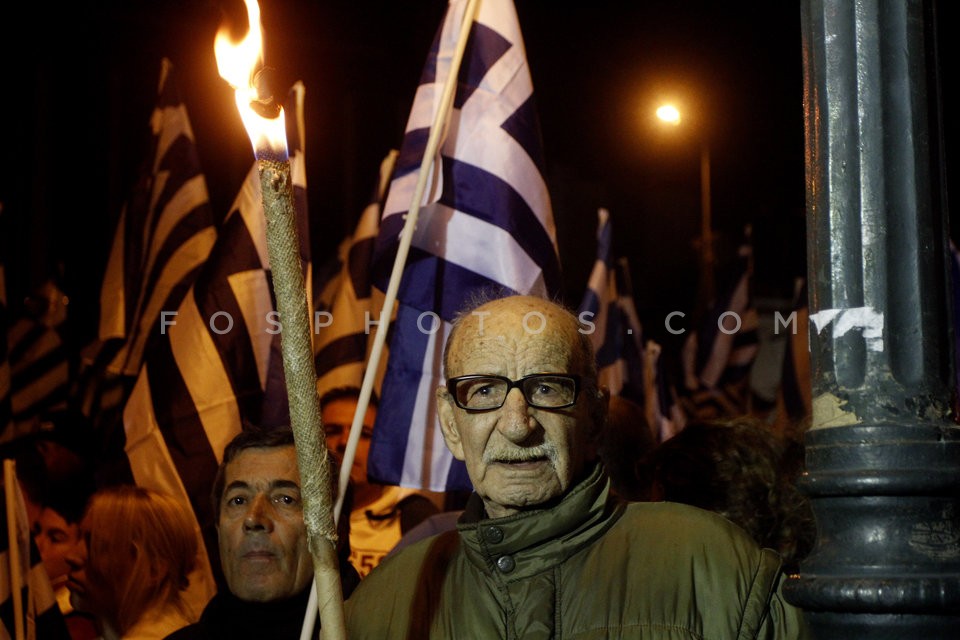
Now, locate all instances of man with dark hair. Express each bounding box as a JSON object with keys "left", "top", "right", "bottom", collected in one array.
[
  {"left": 321, "top": 387, "right": 441, "bottom": 577},
  {"left": 31, "top": 473, "right": 99, "bottom": 639},
  {"left": 167, "top": 426, "right": 358, "bottom": 639},
  {"left": 345, "top": 295, "right": 810, "bottom": 638}
]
